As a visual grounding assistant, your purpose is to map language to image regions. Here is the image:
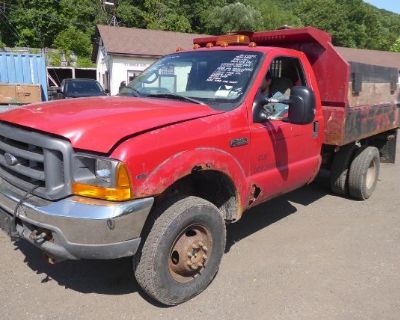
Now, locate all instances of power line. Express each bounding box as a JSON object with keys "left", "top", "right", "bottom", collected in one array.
[{"left": 0, "top": 8, "right": 25, "bottom": 45}]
